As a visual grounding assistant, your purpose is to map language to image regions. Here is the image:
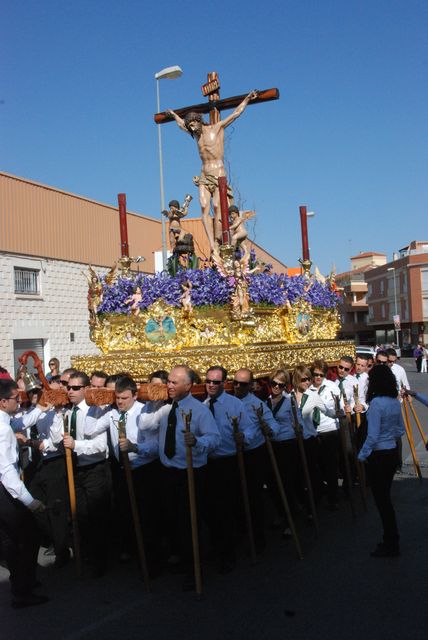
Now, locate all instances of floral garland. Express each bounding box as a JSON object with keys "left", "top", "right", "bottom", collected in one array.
[{"left": 97, "top": 268, "right": 341, "bottom": 315}]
